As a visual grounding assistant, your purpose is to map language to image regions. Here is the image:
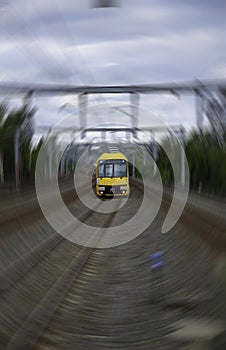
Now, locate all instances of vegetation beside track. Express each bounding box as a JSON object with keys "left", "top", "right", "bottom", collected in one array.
[
  {"left": 0, "top": 100, "right": 225, "bottom": 197},
  {"left": 157, "top": 131, "right": 226, "bottom": 196}
]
